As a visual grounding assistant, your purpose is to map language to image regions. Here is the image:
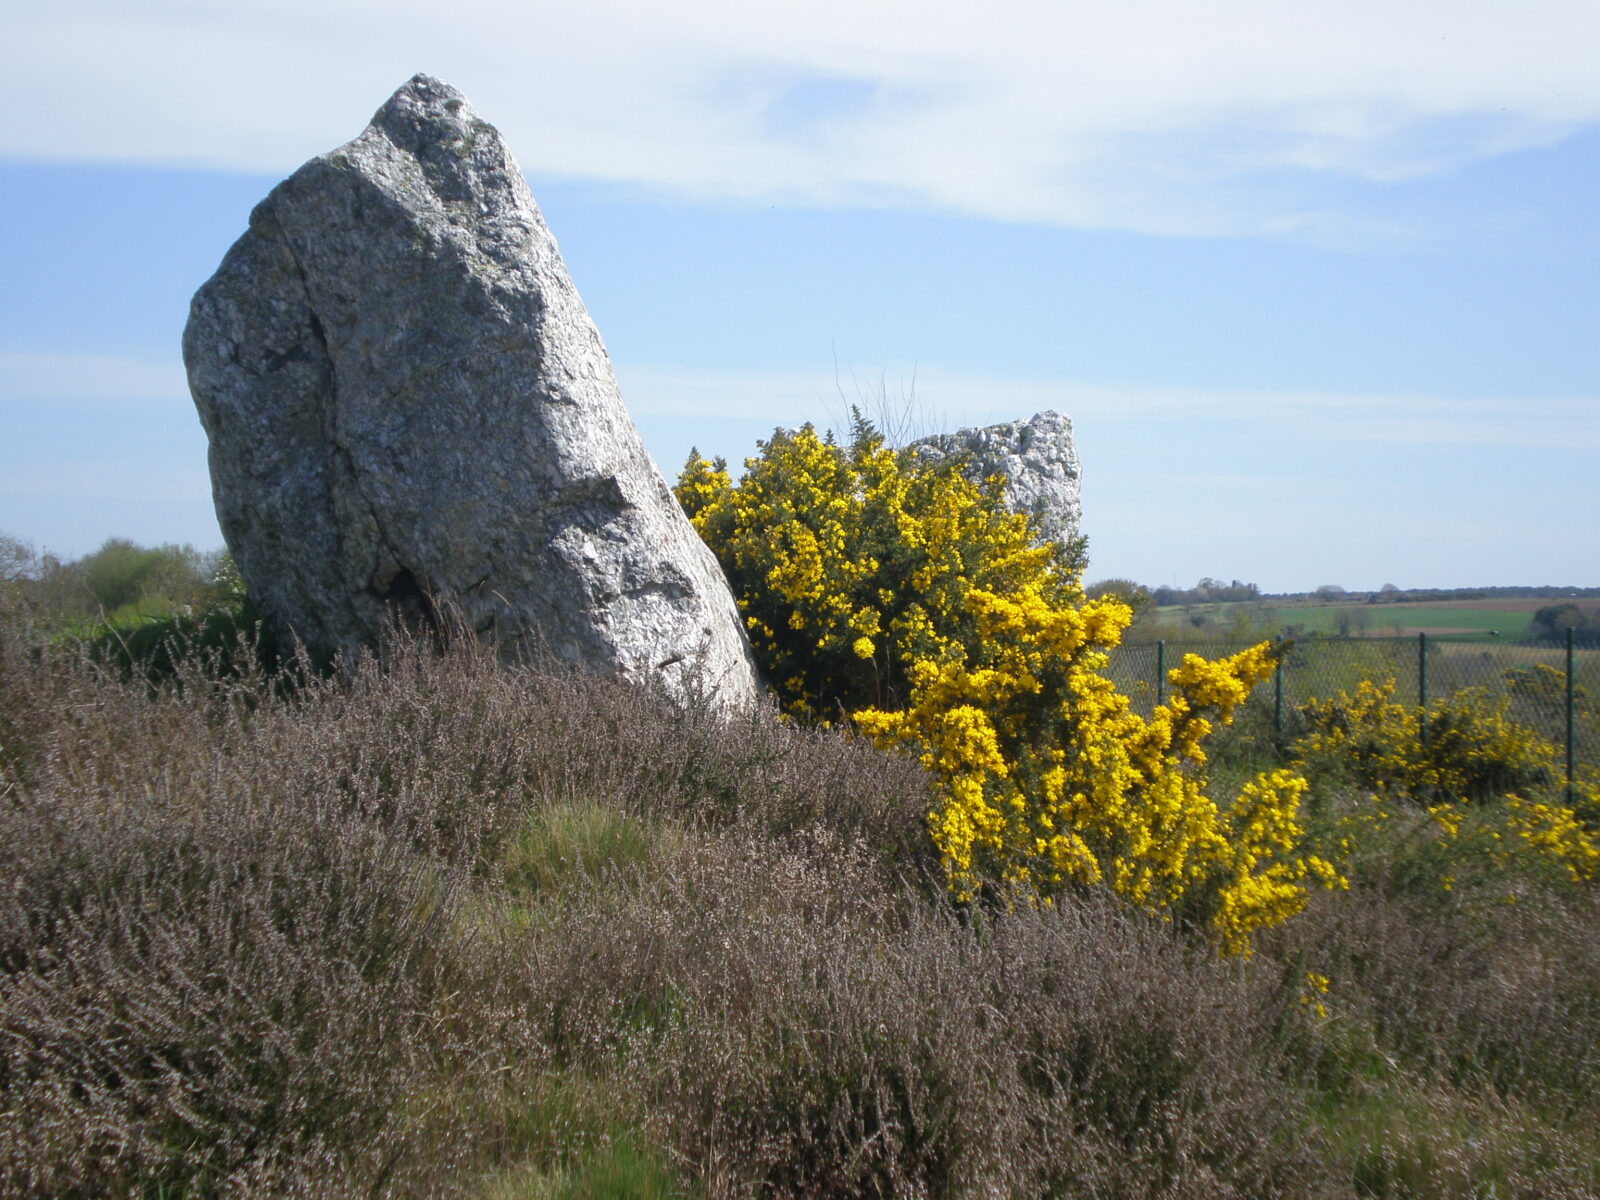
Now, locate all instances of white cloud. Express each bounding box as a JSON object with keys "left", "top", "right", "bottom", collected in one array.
[{"left": 4, "top": 1, "right": 1598, "bottom": 237}]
